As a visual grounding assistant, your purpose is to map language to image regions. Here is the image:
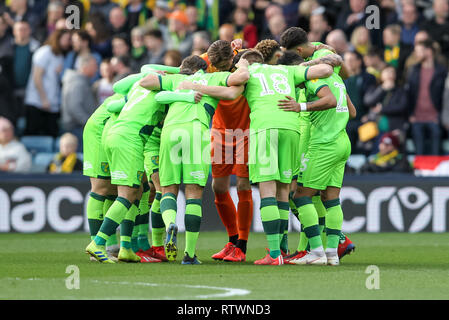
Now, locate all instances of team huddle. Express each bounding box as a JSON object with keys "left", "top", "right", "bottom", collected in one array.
[{"left": 84, "top": 26, "right": 356, "bottom": 266}]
